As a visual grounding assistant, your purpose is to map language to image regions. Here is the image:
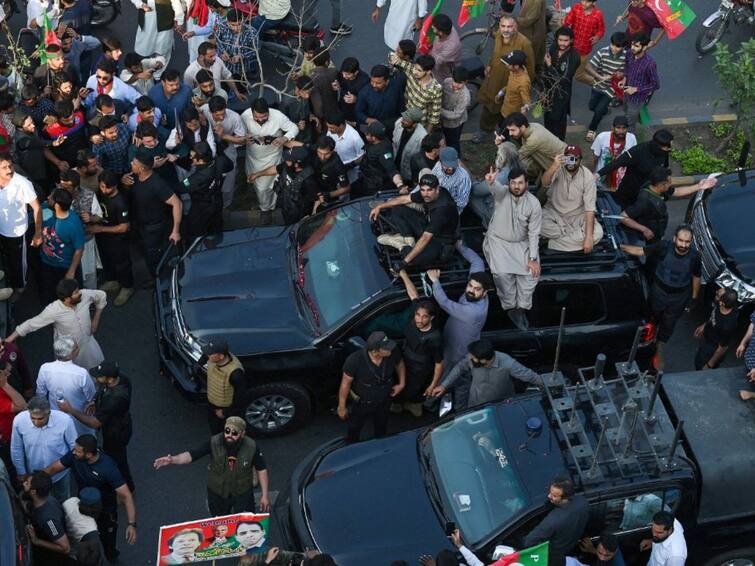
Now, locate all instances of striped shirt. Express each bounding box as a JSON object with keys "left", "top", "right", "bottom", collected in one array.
[
  {"left": 394, "top": 58, "right": 443, "bottom": 128},
  {"left": 589, "top": 46, "right": 626, "bottom": 97},
  {"left": 624, "top": 49, "right": 660, "bottom": 104}
]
